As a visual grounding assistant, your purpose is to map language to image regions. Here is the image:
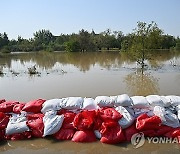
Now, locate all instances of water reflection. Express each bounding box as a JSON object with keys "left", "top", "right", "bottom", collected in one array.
[{"left": 124, "top": 69, "right": 159, "bottom": 96}]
